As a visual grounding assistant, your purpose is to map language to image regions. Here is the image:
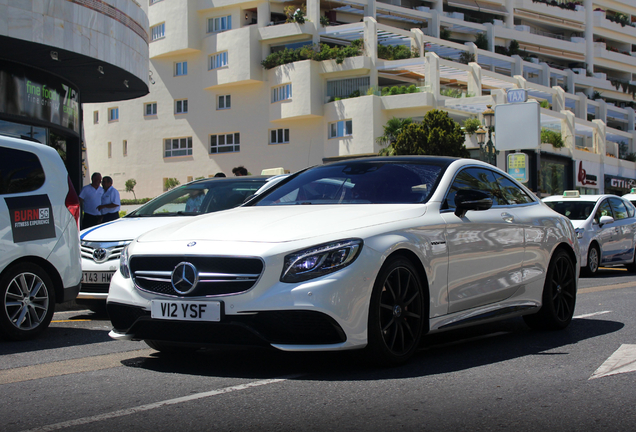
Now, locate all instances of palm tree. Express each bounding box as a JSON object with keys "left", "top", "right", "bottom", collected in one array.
[{"left": 377, "top": 117, "right": 413, "bottom": 155}]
